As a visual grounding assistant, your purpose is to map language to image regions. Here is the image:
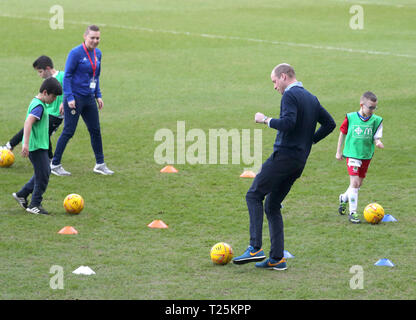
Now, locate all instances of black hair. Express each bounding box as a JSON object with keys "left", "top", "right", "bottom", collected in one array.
[
  {"left": 39, "top": 77, "right": 62, "bottom": 96},
  {"left": 33, "top": 55, "right": 54, "bottom": 70}
]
